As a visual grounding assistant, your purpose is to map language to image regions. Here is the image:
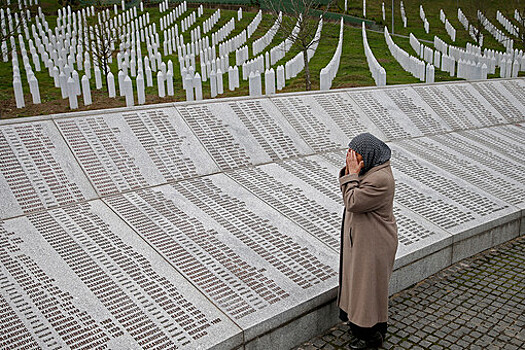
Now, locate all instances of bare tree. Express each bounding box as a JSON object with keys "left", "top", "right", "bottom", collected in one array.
[
  {"left": 88, "top": 1, "right": 117, "bottom": 90},
  {"left": 512, "top": 1, "right": 525, "bottom": 51},
  {"left": 466, "top": 0, "right": 487, "bottom": 46},
  {"left": 264, "top": 0, "right": 335, "bottom": 91},
  {"left": 1, "top": 0, "right": 35, "bottom": 56}
]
